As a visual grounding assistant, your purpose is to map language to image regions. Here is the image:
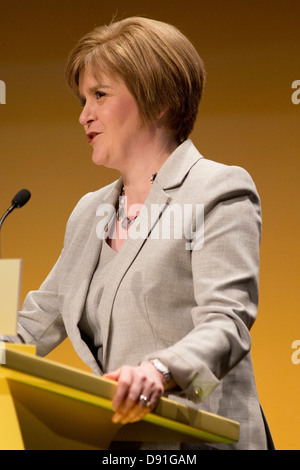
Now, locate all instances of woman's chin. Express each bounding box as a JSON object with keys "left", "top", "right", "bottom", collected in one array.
[
  {"left": 91, "top": 151, "right": 107, "bottom": 167},
  {"left": 91, "top": 150, "right": 121, "bottom": 171}
]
